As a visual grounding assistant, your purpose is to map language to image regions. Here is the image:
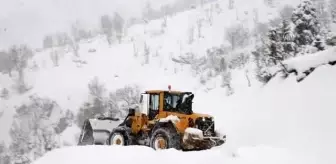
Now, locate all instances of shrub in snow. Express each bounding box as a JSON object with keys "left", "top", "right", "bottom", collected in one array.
[{"left": 88, "top": 48, "right": 96, "bottom": 53}]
